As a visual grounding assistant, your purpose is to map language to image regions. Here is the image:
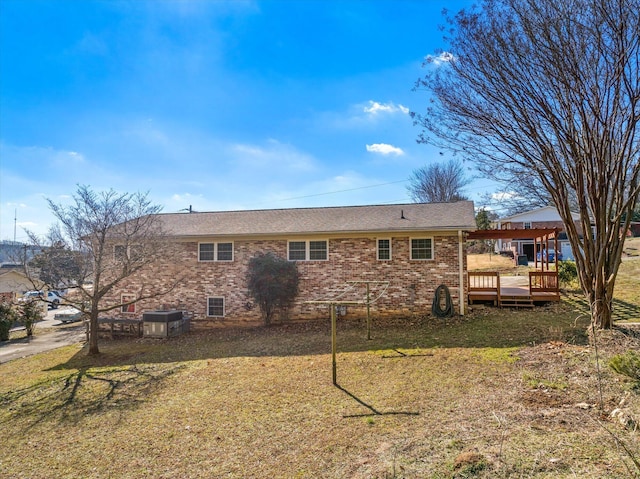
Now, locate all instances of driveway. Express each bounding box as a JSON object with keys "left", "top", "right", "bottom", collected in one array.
[{"left": 0, "top": 306, "right": 86, "bottom": 364}]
